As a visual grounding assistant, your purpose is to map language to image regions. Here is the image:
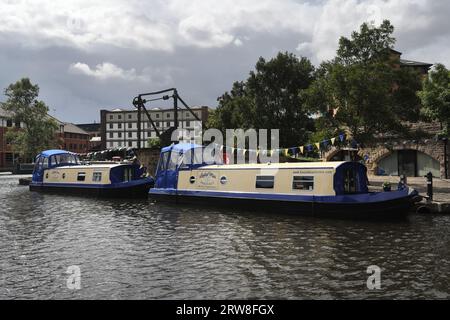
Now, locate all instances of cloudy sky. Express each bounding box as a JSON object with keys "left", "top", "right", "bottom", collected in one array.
[{"left": 0, "top": 0, "right": 449, "bottom": 123}]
